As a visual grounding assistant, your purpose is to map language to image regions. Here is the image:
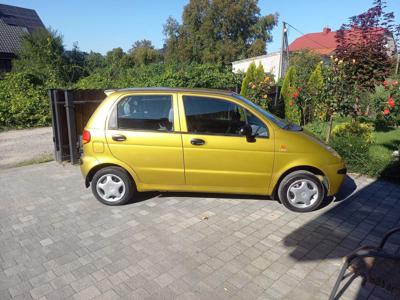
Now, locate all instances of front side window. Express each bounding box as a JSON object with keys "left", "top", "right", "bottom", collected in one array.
[
  {"left": 116, "top": 95, "right": 173, "bottom": 131},
  {"left": 183, "top": 96, "right": 267, "bottom": 137}
]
